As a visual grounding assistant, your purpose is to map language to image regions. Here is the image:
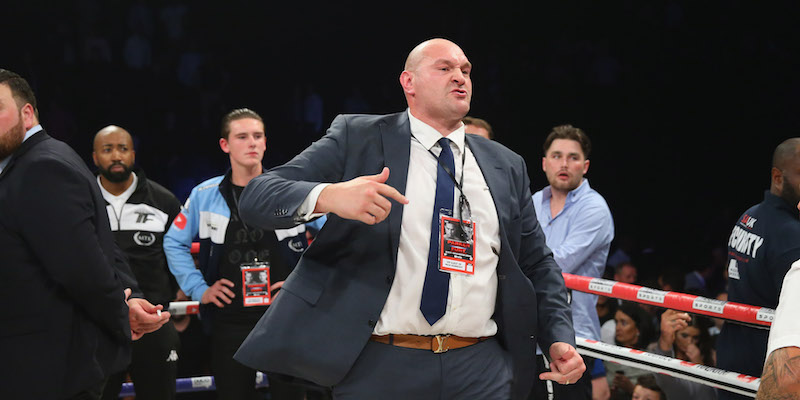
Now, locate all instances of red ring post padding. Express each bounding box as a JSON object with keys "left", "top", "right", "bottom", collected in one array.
[{"left": 562, "top": 273, "right": 774, "bottom": 327}]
